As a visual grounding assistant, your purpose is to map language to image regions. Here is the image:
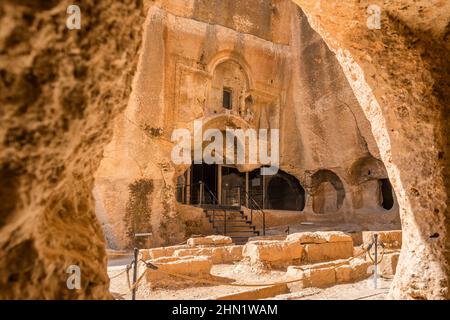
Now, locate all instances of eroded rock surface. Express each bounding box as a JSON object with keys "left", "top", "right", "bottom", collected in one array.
[
  {"left": 0, "top": 0, "right": 143, "bottom": 299},
  {"left": 291, "top": 0, "right": 450, "bottom": 299}
]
